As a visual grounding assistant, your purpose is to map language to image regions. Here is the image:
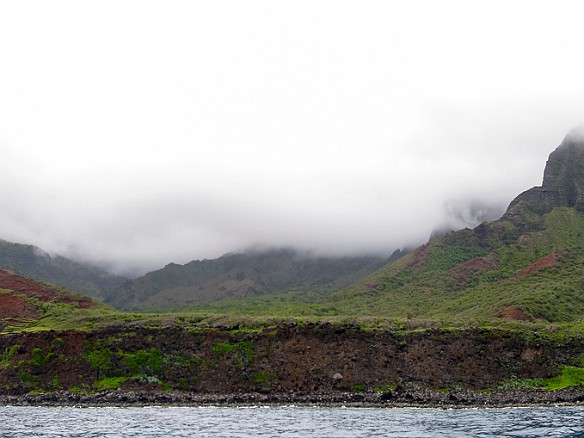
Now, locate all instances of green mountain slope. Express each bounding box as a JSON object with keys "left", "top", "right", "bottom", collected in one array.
[
  {"left": 326, "top": 129, "right": 584, "bottom": 322},
  {"left": 0, "top": 239, "right": 127, "bottom": 300},
  {"left": 328, "top": 207, "right": 584, "bottom": 321},
  {"left": 172, "top": 129, "right": 584, "bottom": 323},
  {"left": 104, "top": 249, "right": 389, "bottom": 310}
]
